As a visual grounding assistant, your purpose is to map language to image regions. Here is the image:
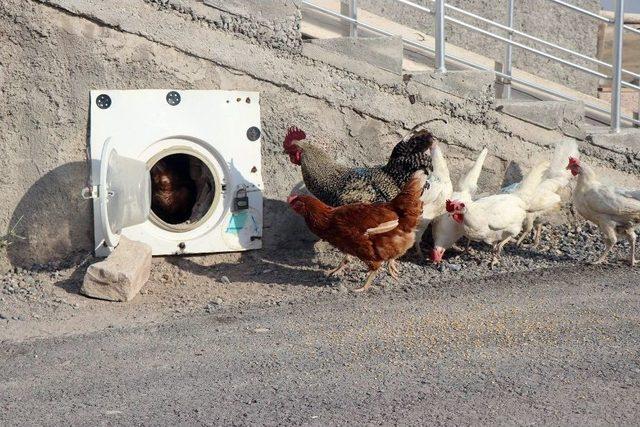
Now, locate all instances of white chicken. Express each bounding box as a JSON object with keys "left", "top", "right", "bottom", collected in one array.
[
  {"left": 446, "top": 161, "right": 548, "bottom": 266},
  {"left": 413, "top": 142, "right": 453, "bottom": 258},
  {"left": 567, "top": 157, "right": 640, "bottom": 266},
  {"left": 430, "top": 147, "right": 488, "bottom": 263},
  {"left": 515, "top": 140, "right": 579, "bottom": 247}
]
